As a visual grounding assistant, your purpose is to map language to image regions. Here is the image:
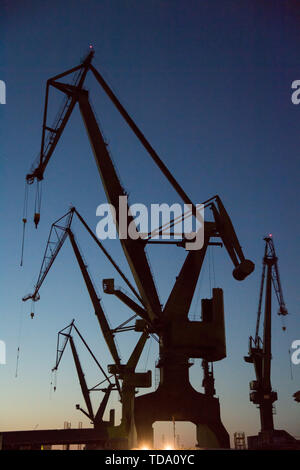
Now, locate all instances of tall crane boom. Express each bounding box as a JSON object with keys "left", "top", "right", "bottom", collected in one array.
[
  {"left": 67, "top": 228, "right": 120, "bottom": 366},
  {"left": 254, "top": 236, "right": 288, "bottom": 341},
  {"left": 27, "top": 52, "right": 94, "bottom": 183},
  {"left": 25, "top": 53, "right": 254, "bottom": 286},
  {"left": 266, "top": 239, "right": 288, "bottom": 316},
  {"left": 22, "top": 210, "right": 74, "bottom": 302},
  {"left": 69, "top": 334, "right": 95, "bottom": 421}
]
